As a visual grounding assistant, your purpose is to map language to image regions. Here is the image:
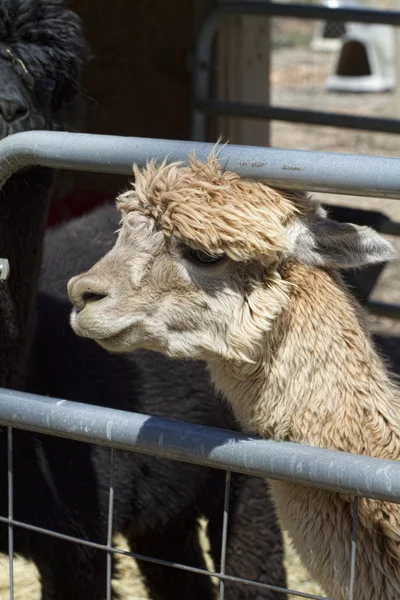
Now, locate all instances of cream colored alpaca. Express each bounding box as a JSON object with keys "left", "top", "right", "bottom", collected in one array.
[{"left": 68, "top": 153, "right": 400, "bottom": 600}]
